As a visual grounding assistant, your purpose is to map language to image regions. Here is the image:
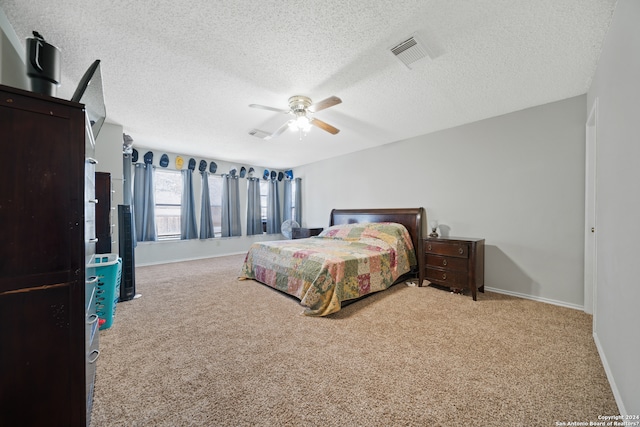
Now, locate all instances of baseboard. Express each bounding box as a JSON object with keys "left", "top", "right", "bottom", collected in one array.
[
  {"left": 484, "top": 287, "right": 584, "bottom": 311},
  {"left": 593, "top": 331, "right": 626, "bottom": 415}
]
